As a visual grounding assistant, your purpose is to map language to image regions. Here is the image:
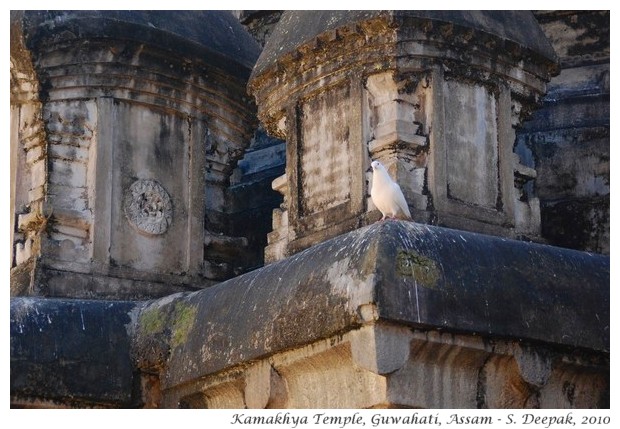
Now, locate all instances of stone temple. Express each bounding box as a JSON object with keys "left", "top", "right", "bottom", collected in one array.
[{"left": 10, "top": 10, "right": 609, "bottom": 408}]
